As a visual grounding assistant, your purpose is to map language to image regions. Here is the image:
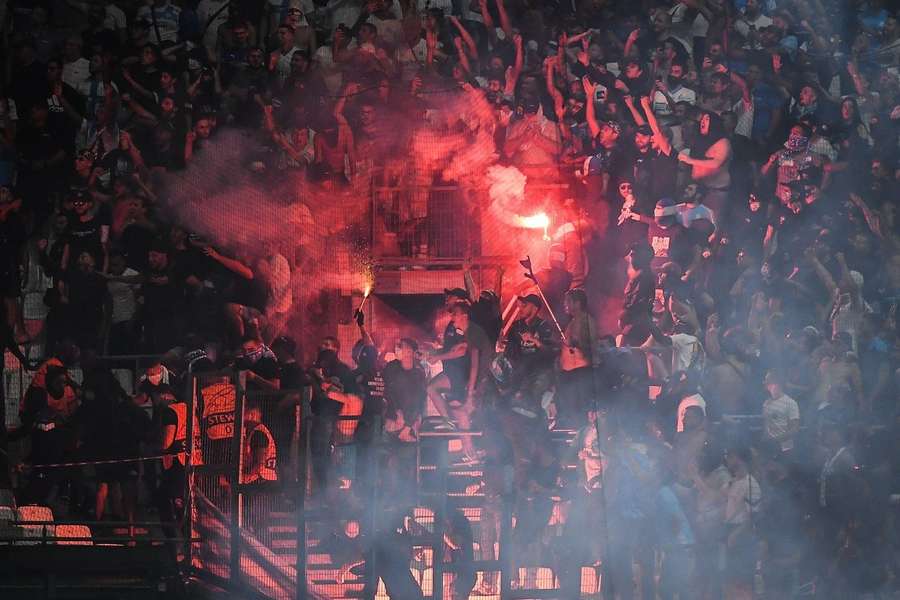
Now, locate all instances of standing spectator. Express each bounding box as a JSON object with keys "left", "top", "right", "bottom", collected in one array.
[
  {"left": 137, "top": 0, "right": 182, "bottom": 46},
  {"left": 762, "top": 369, "right": 800, "bottom": 454}
]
